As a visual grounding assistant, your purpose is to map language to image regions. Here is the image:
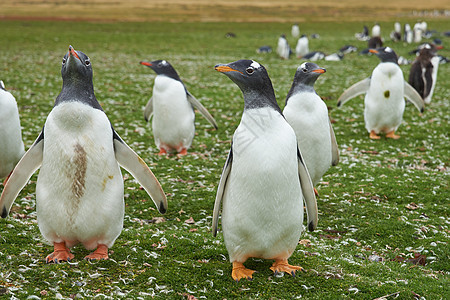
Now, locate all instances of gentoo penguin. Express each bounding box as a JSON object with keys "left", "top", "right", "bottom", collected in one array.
[
  {"left": 404, "top": 24, "right": 413, "bottom": 44},
  {"left": 283, "top": 62, "right": 339, "bottom": 192},
  {"left": 355, "top": 25, "right": 370, "bottom": 41},
  {"left": 408, "top": 43, "right": 441, "bottom": 104},
  {"left": 325, "top": 53, "right": 344, "bottom": 61},
  {"left": 256, "top": 46, "right": 272, "bottom": 54},
  {"left": 337, "top": 47, "right": 425, "bottom": 139},
  {"left": 302, "top": 51, "right": 326, "bottom": 61},
  {"left": 295, "top": 34, "right": 309, "bottom": 58},
  {"left": 0, "top": 81, "right": 25, "bottom": 179},
  {"left": 390, "top": 22, "right": 402, "bottom": 42},
  {"left": 140, "top": 60, "right": 217, "bottom": 155},
  {"left": 291, "top": 23, "right": 300, "bottom": 38},
  {"left": 368, "top": 36, "right": 383, "bottom": 49},
  {"left": 372, "top": 23, "right": 381, "bottom": 37},
  {"left": 340, "top": 45, "right": 357, "bottom": 54},
  {"left": 413, "top": 22, "right": 423, "bottom": 43},
  {"left": 277, "top": 34, "right": 291, "bottom": 59},
  {"left": 0, "top": 46, "right": 168, "bottom": 263},
  {"left": 213, "top": 60, "right": 318, "bottom": 281}
]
